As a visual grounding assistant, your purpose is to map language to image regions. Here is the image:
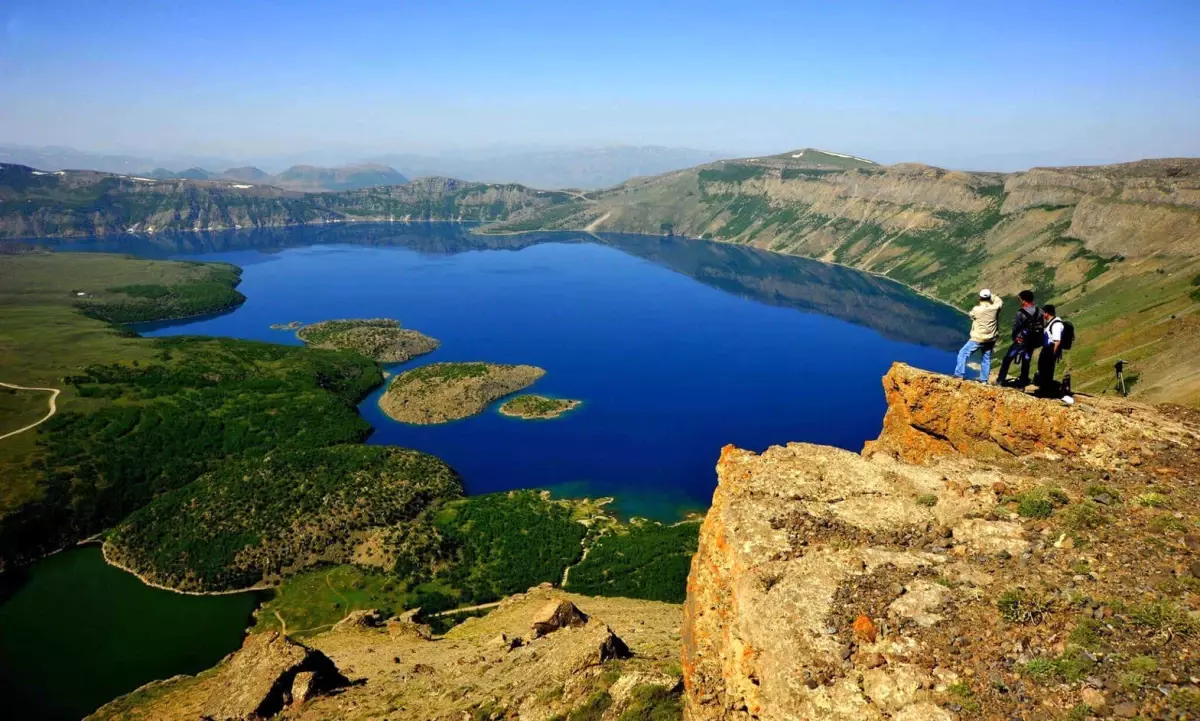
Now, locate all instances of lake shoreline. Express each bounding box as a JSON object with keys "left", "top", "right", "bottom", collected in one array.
[
  {"left": 100, "top": 541, "right": 271, "bottom": 597},
  {"left": 15, "top": 218, "right": 968, "bottom": 319}
]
